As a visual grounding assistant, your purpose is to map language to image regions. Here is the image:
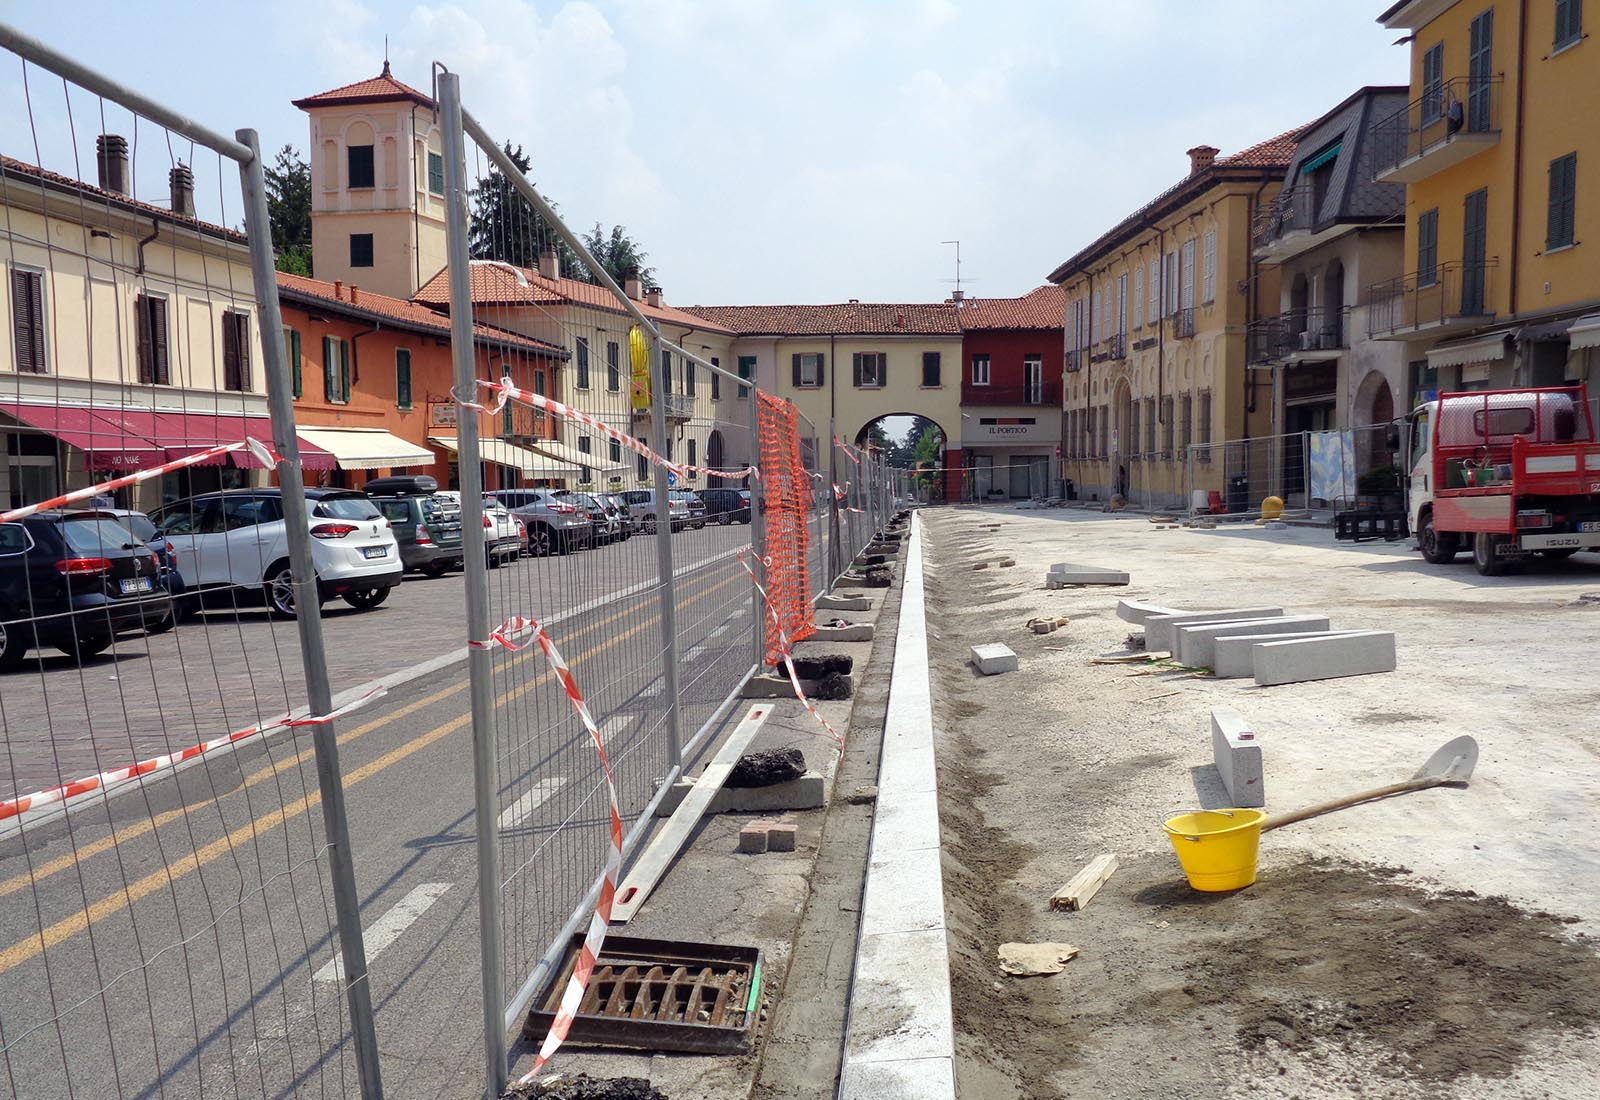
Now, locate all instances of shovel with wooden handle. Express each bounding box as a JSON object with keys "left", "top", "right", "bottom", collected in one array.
[{"left": 1261, "top": 735, "right": 1479, "bottom": 833}]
